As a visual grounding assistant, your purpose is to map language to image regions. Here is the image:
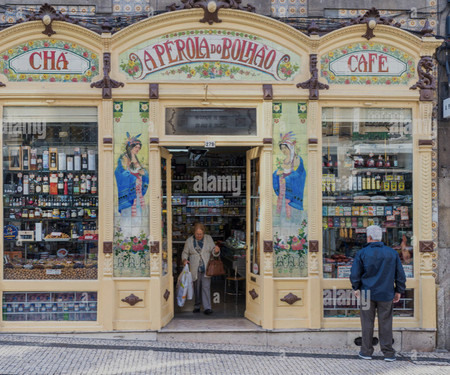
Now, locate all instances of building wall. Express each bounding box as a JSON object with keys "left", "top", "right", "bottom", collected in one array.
[{"left": 0, "top": 0, "right": 447, "bottom": 349}]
